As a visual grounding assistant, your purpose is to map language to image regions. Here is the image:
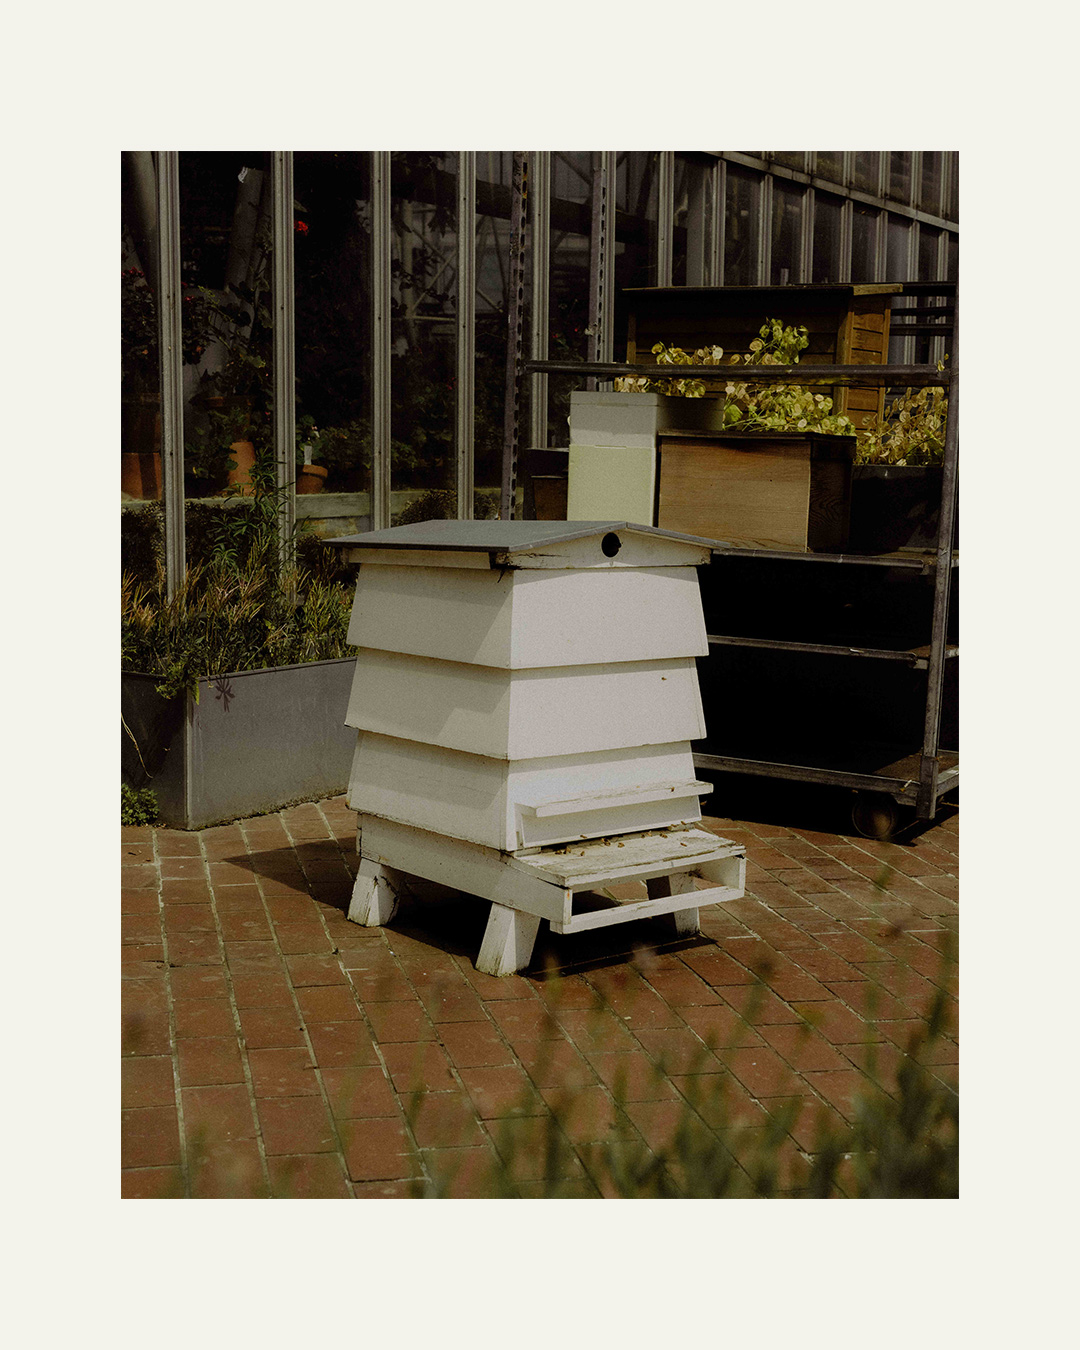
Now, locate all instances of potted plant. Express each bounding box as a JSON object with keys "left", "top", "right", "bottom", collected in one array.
[
  {"left": 847, "top": 364, "right": 953, "bottom": 553},
  {"left": 121, "top": 466, "right": 359, "bottom": 828},
  {"left": 122, "top": 267, "right": 214, "bottom": 499}
]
